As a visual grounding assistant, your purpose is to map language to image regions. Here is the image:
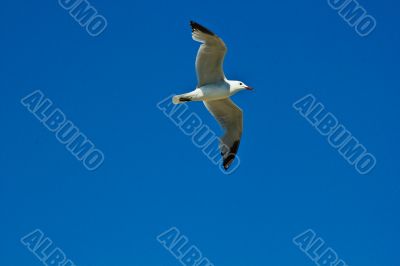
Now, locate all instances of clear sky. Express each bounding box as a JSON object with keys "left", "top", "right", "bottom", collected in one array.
[{"left": 1, "top": 0, "right": 399, "bottom": 265}]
